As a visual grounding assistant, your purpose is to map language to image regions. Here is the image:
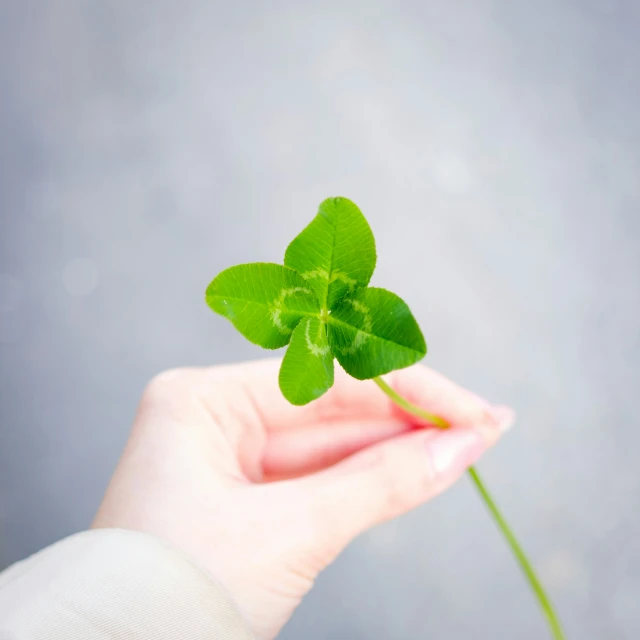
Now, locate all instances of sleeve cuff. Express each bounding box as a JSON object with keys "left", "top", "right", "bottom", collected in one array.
[{"left": 0, "top": 528, "right": 255, "bottom": 640}]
